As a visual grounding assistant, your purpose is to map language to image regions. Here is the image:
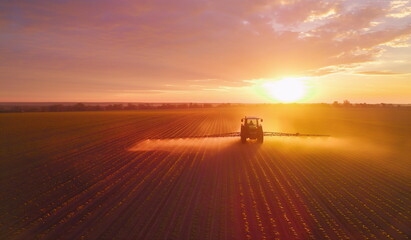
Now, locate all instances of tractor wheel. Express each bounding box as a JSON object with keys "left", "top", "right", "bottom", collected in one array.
[
  {"left": 257, "top": 128, "right": 264, "bottom": 143},
  {"left": 241, "top": 126, "right": 247, "bottom": 143},
  {"left": 257, "top": 134, "right": 264, "bottom": 143}
]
